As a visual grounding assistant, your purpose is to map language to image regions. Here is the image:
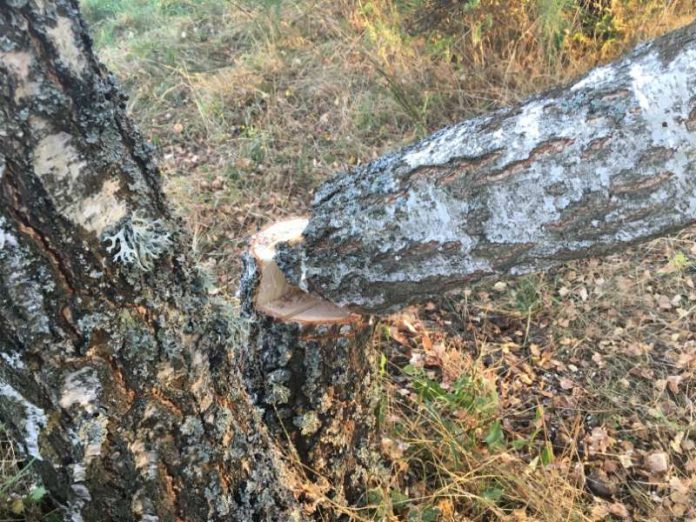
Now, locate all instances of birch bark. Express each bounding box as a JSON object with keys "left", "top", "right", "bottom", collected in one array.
[{"left": 278, "top": 22, "right": 696, "bottom": 314}]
